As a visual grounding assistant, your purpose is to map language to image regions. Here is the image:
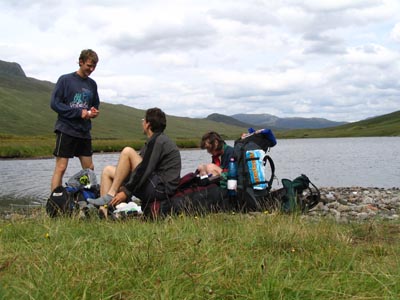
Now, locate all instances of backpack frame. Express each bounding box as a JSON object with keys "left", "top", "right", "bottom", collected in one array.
[{"left": 233, "top": 131, "right": 277, "bottom": 212}]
